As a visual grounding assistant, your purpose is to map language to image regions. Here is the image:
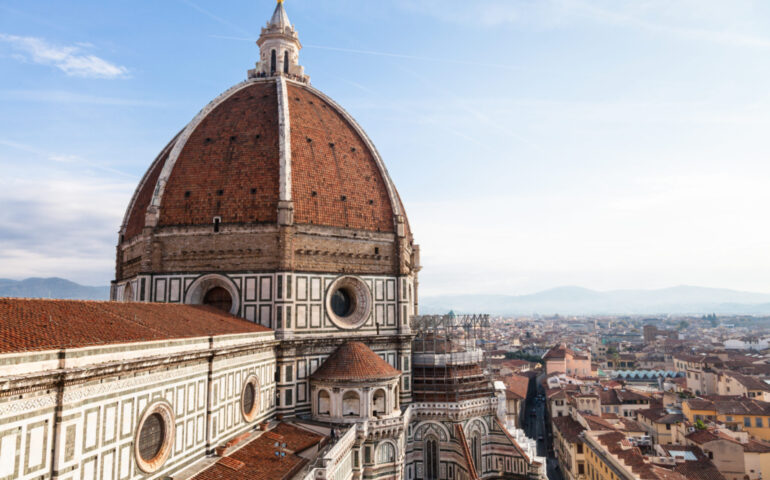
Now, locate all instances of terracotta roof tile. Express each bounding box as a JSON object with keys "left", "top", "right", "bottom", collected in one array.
[
  {"left": 288, "top": 84, "right": 395, "bottom": 233},
  {"left": 502, "top": 374, "right": 529, "bottom": 400},
  {"left": 192, "top": 423, "right": 325, "bottom": 480},
  {"left": 311, "top": 341, "right": 400, "bottom": 382},
  {"left": 552, "top": 416, "right": 585, "bottom": 443},
  {"left": 158, "top": 82, "right": 280, "bottom": 228},
  {"left": 0, "top": 298, "right": 269, "bottom": 353}
]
